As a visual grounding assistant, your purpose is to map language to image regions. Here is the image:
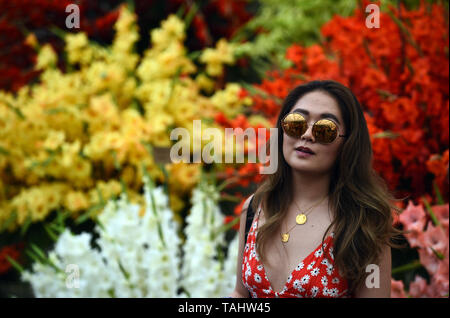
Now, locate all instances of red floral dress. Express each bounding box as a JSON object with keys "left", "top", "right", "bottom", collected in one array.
[{"left": 242, "top": 205, "right": 350, "bottom": 298}]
